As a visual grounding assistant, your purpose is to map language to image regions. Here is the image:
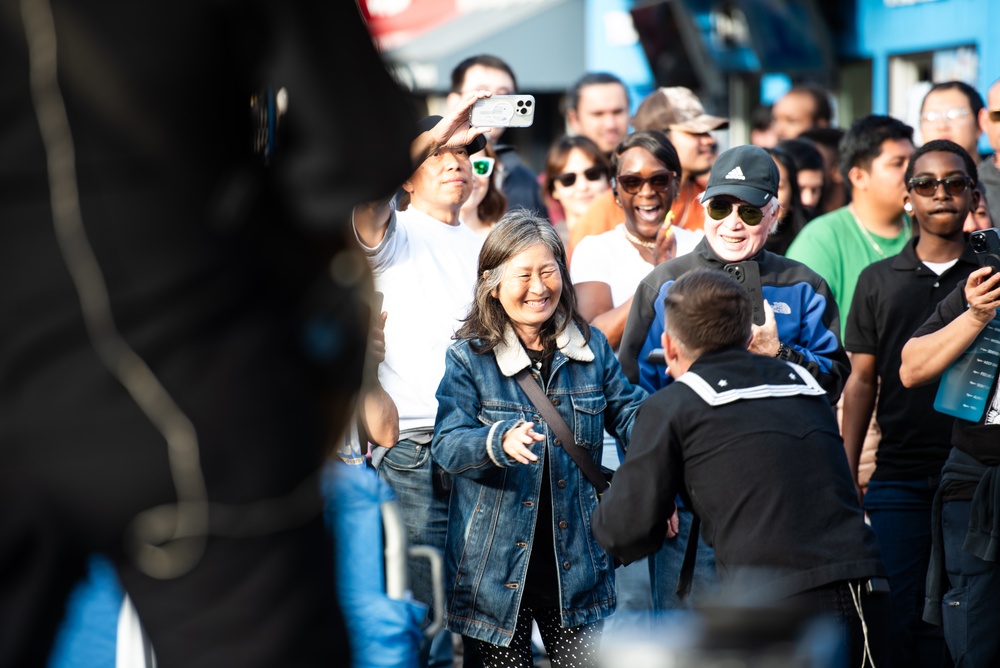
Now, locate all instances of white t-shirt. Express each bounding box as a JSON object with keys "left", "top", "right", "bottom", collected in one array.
[
  {"left": 358, "top": 205, "right": 484, "bottom": 433},
  {"left": 571, "top": 224, "right": 702, "bottom": 307}
]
